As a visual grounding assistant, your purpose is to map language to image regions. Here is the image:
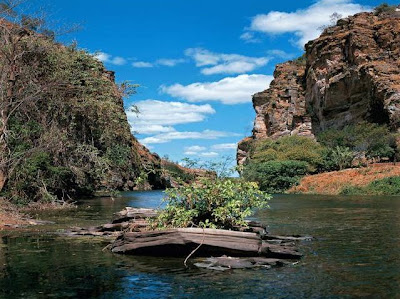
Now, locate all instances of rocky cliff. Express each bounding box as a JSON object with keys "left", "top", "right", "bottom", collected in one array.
[{"left": 238, "top": 11, "right": 400, "bottom": 164}]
